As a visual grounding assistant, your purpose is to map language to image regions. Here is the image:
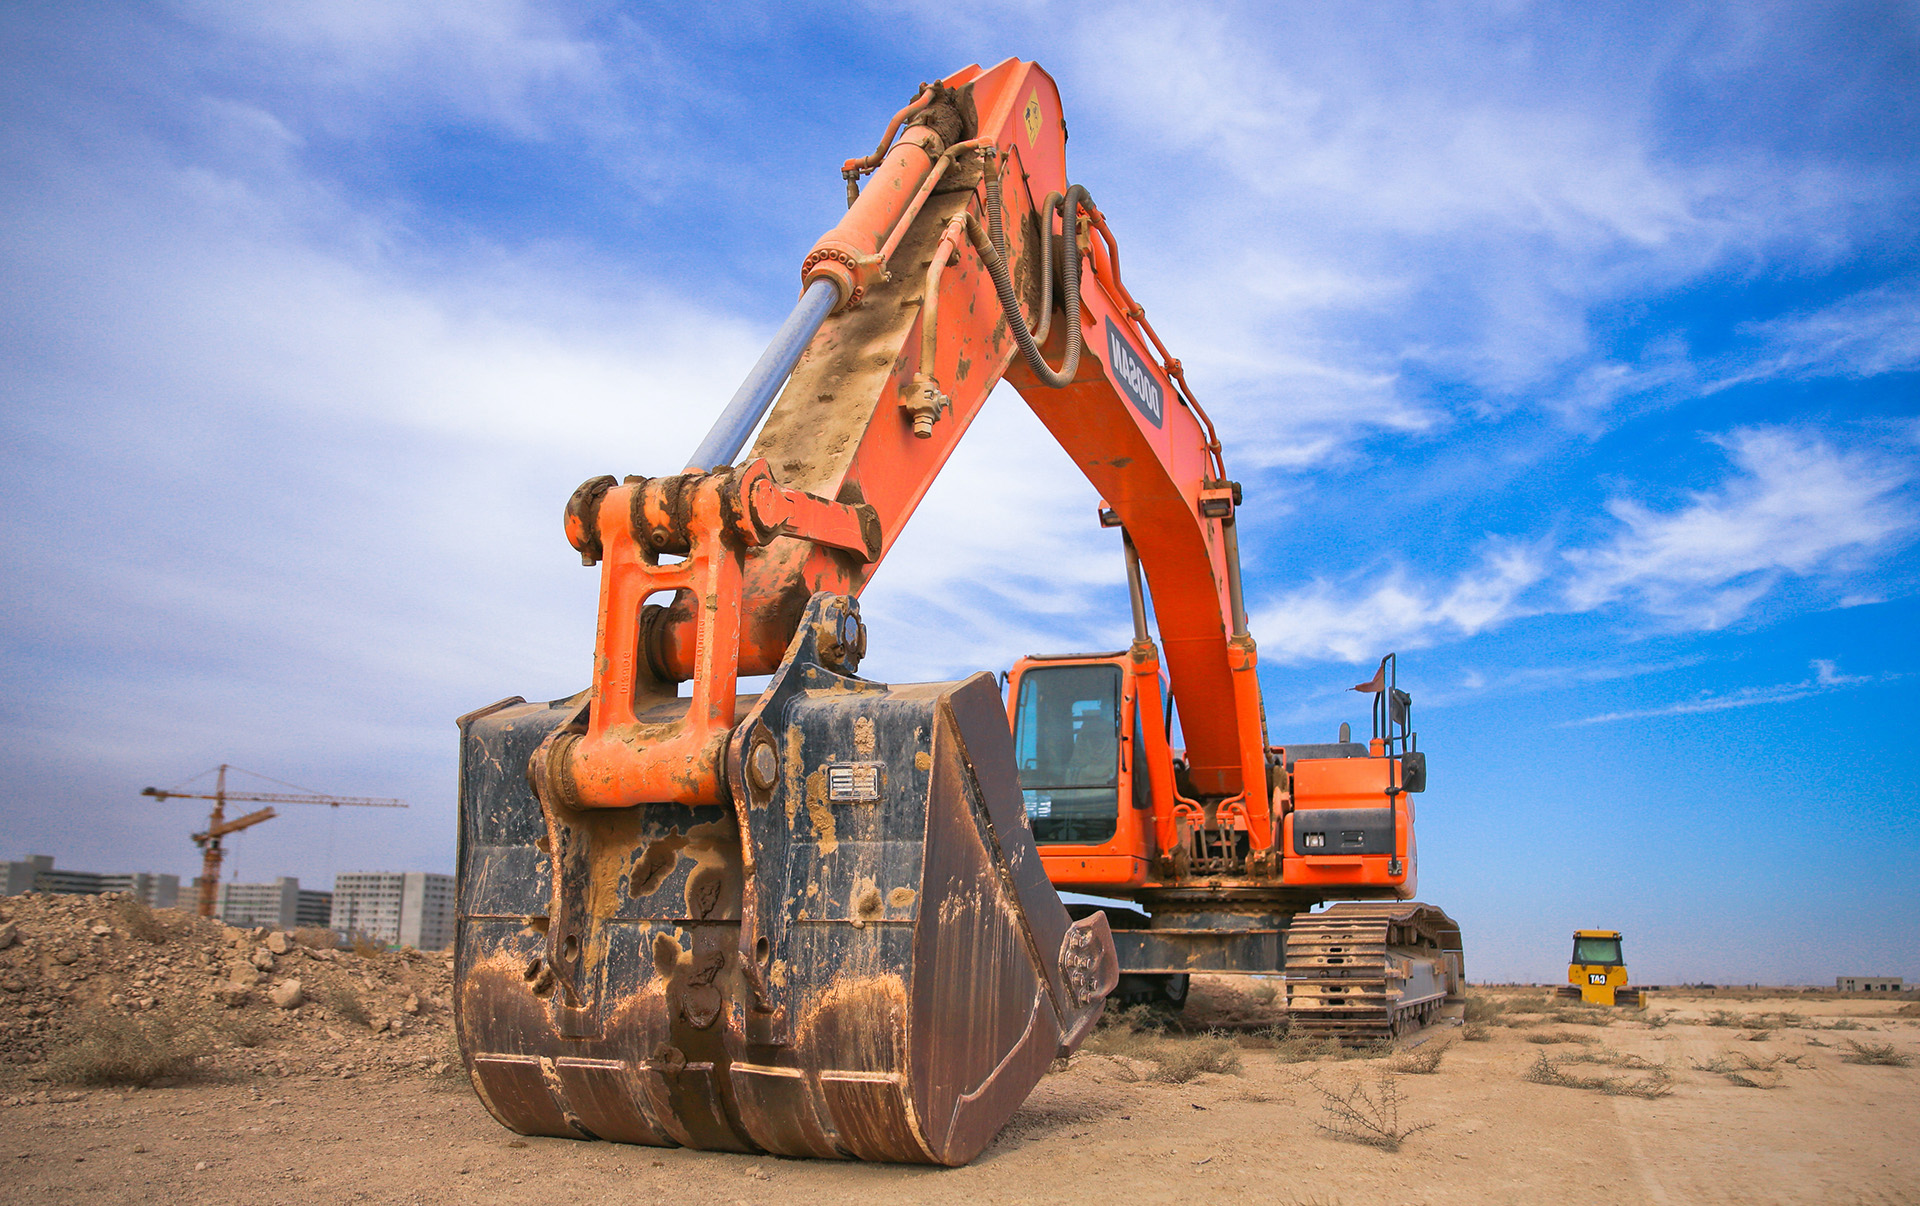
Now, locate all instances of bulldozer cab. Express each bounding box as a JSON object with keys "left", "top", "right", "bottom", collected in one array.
[{"left": 1571, "top": 931, "right": 1624, "bottom": 968}]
